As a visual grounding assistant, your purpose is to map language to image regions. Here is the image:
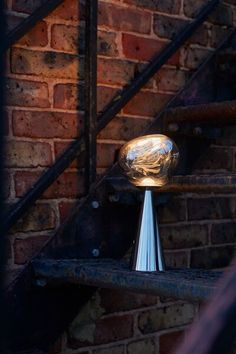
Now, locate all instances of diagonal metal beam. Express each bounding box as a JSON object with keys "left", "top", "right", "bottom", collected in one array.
[{"left": 3, "top": 0, "right": 64, "bottom": 52}]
